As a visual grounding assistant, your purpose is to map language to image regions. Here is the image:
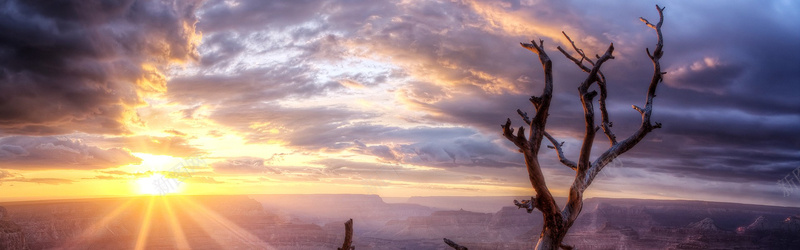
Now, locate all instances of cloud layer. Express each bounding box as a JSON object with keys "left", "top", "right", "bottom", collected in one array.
[
  {"left": 0, "top": 136, "right": 140, "bottom": 170},
  {"left": 1, "top": 0, "right": 798, "bottom": 205}
]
